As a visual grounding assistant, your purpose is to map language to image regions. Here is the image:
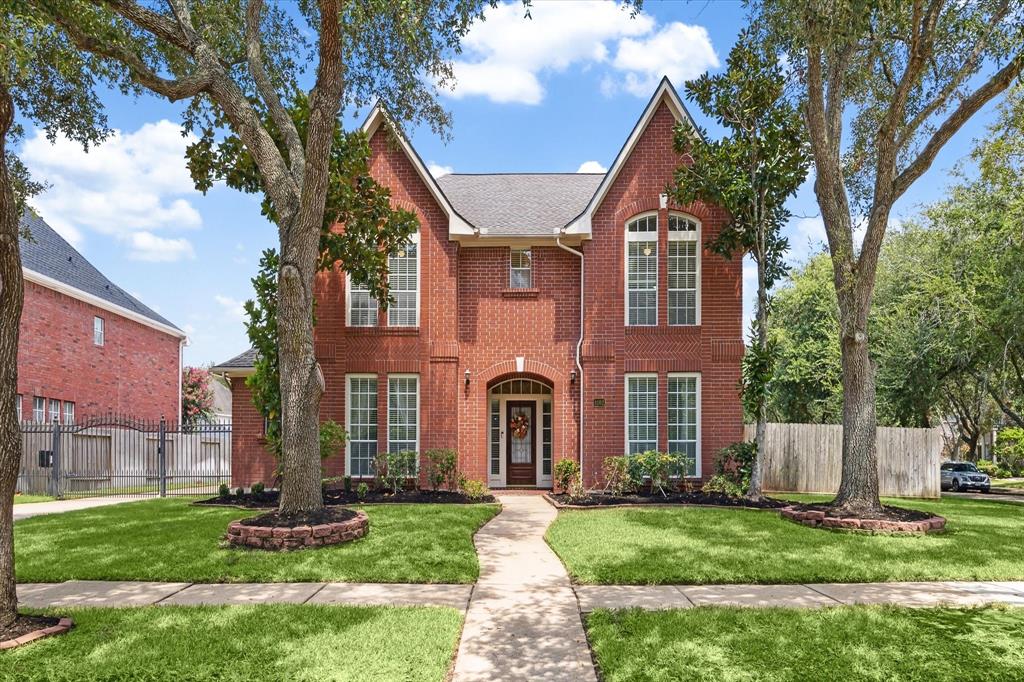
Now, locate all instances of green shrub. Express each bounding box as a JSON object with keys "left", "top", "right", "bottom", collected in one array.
[
  {"left": 702, "top": 474, "right": 745, "bottom": 497},
  {"left": 996, "top": 428, "right": 1024, "bottom": 476},
  {"left": 424, "top": 449, "right": 459, "bottom": 491},
  {"left": 356, "top": 482, "right": 369, "bottom": 500},
  {"left": 373, "top": 452, "right": 389, "bottom": 491},
  {"left": 976, "top": 459, "right": 999, "bottom": 477},
  {"left": 218, "top": 483, "right": 230, "bottom": 497},
  {"left": 714, "top": 441, "right": 757, "bottom": 490},
  {"left": 343, "top": 475, "right": 352, "bottom": 493},
  {"left": 632, "top": 451, "right": 678, "bottom": 497},
  {"left": 554, "top": 458, "right": 581, "bottom": 493},
  {"left": 602, "top": 456, "right": 638, "bottom": 495},
  {"left": 318, "top": 420, "right": 347, "bottom": 460},
  {"left": 377, "top": 451, "right": 418, "bottom": 495},
  {"left": 251, "top": 481, "right": 265, "bottom": 495},
  {"left": 459, "top": 477, "right": 489, "bottom": 501},
  {"left": 235, "top": 487, "right": 244, "bottom": 497}
]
